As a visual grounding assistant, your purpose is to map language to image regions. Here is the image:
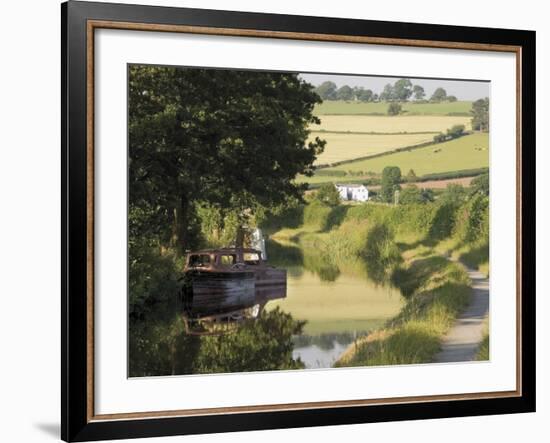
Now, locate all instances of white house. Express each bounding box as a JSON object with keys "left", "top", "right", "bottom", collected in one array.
[{"left": 335, "top": 184, "right": 369, "bottom": 202}]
